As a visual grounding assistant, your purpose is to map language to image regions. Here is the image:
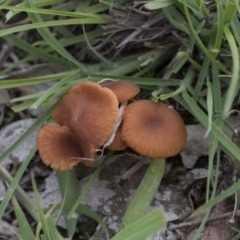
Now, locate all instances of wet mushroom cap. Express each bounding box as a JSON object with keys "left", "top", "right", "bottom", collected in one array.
[
  {"left": 37, "top": 124, "right": 93, "bottom": 171},
  {"left": 52, "top": 81, "right": 119, "bottom": 154},
  {"left": 100, "top": 80, "right": 140, "bottom": 103},
  {"left": 107, "top": 122, "right": 127, "bottom": 151},
  {"left": 121, "top": 100, "right": 187, "bottom": 158}
]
